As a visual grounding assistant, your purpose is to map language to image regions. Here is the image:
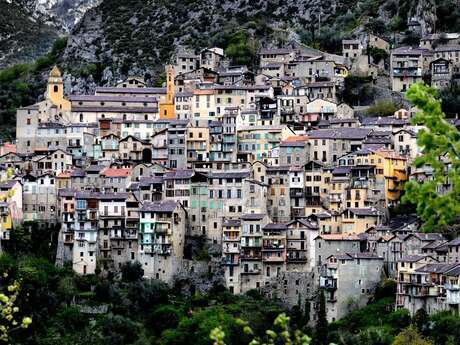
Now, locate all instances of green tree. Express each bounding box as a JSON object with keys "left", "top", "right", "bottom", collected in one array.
[
  {"left": 313, "top": 290, "right": 328, "bottom": 345},
  {"left": 413, "top": 308, "right": 428, "bottom": 332},
  {"left": 392, "top": 325, "right": 433, "bottom": 345},
  {"left": 402, "top": 82, "right": 460, "bottom": 231},
  {"left": 121, "top": 261, "right": 144, "bottom": 283}
]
